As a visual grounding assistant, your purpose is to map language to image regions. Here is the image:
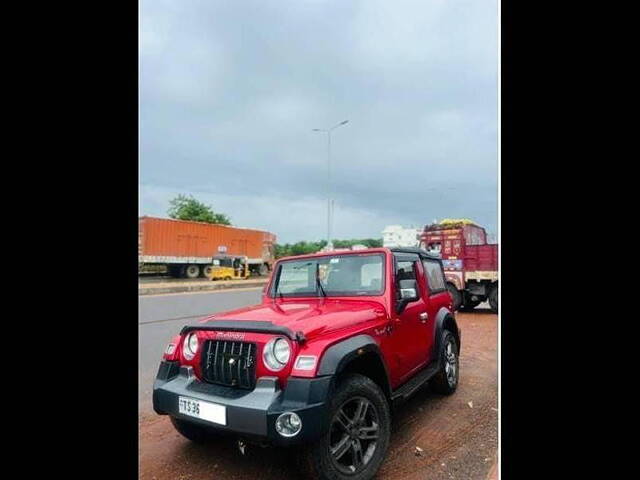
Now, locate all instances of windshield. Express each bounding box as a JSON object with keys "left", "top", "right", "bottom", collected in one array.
[{"left": 272, "top": 253, "right": 384, "bottom": 297}]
